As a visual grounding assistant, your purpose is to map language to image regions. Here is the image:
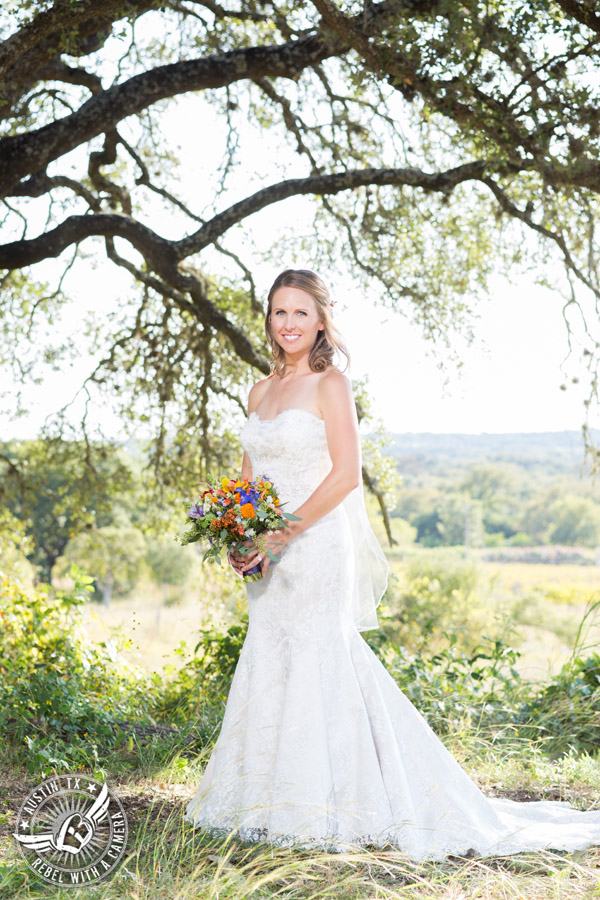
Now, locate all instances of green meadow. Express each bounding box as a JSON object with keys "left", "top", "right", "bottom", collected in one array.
[{"left": 2, "top": 543, "right": 599, "bottom": 900}]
